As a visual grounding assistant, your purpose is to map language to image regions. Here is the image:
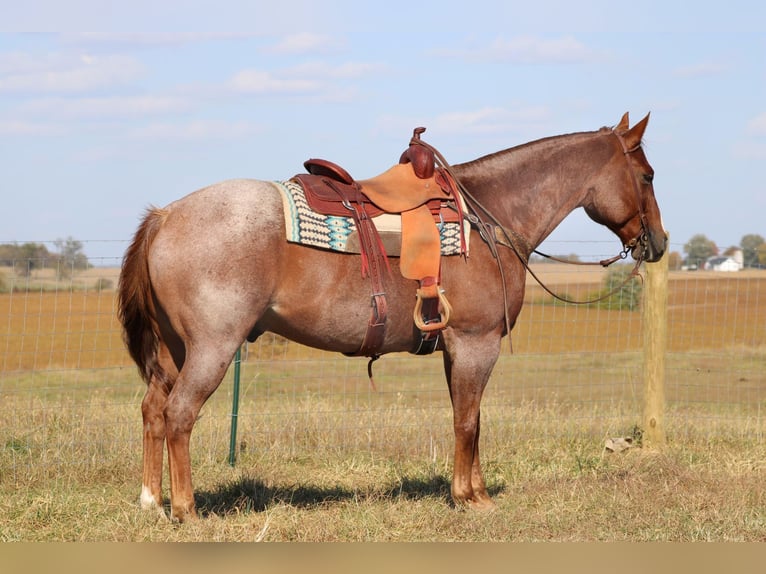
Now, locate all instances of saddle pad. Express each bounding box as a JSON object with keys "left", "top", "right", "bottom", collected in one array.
[{"left": 274, "top": 179, "right": 470, "bottom": 256}]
